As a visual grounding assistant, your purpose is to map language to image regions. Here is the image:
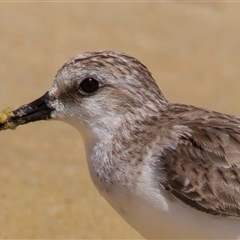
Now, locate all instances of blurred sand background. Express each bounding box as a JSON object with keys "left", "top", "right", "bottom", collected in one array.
[{"left": 0, "top": 2, "right": 240, "bottom": 239}]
